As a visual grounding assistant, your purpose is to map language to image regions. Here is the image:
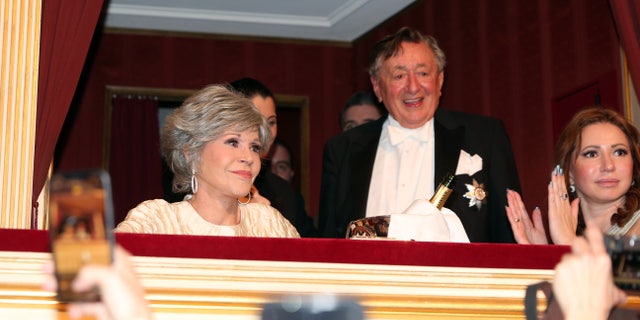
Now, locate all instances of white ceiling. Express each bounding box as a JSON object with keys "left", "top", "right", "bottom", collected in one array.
[{"left": 104, "top": 0, "right": 415, "bottom": 42}]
